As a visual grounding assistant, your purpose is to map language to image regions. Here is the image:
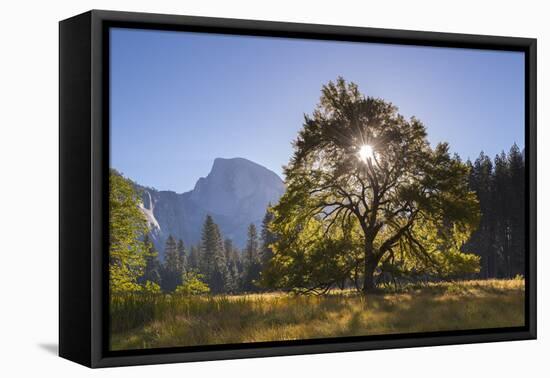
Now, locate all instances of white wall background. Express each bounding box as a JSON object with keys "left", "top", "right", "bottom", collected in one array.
[{"left": 0, "top": 0, "right": 546, "bottom": 376}]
